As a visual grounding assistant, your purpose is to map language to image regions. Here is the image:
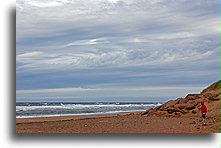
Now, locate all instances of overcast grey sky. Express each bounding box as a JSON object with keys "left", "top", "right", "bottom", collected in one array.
[{"left": 16, "top": 0, "right": 220, "bottom": 102}]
